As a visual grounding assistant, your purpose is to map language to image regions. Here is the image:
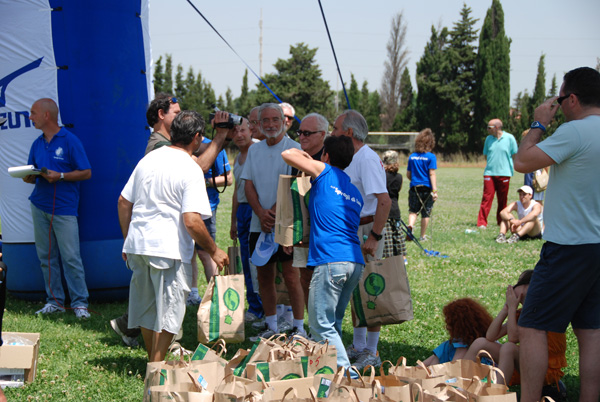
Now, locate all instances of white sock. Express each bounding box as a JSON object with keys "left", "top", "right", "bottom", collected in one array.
[
  {"left": 293, "top": 319, "right": 305, "bottom": 333},
  {"left": 366, "top": 331, "right": 380, "bottom": 354},
  {"left": 276, "top": 304, "right": 284, "bottom": 319},
  {"left": 265, "top": 315, "right": 278, "bottom": 332},
  {"left": 285, "top": 306, "right": 294, "bottom": 324},
  {"left": 353, "top": 327, "right": 367, "bottom": 351}
]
